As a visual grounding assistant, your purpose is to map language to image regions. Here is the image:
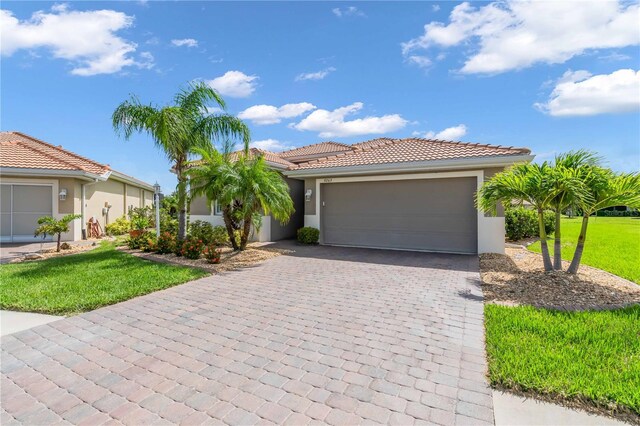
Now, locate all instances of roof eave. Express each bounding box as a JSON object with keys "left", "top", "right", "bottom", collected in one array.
[
  {"left": 0, "top": 167, "right": 107, "bottom": 182},
  {"left": 108, "top": 170, "right": 155, "bottom": 191},
  {"left": 283, "top": 154, "right": 535, "bottom": 178}
]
